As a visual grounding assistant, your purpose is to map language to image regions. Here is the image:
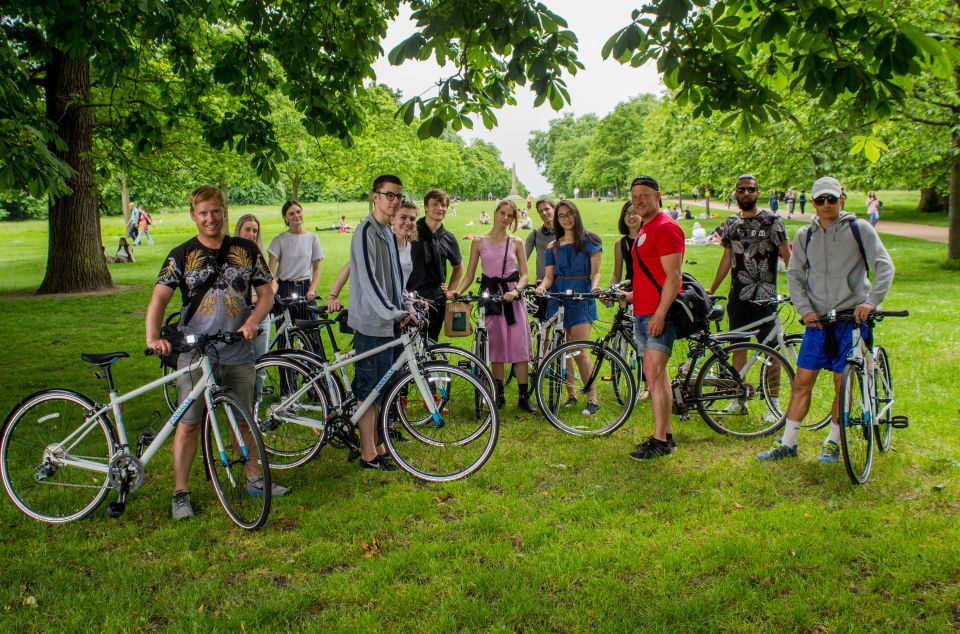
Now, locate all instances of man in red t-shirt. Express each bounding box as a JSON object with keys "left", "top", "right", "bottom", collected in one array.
[{"left": 628, "top": 175, "right": 685, "bottom": 460}]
